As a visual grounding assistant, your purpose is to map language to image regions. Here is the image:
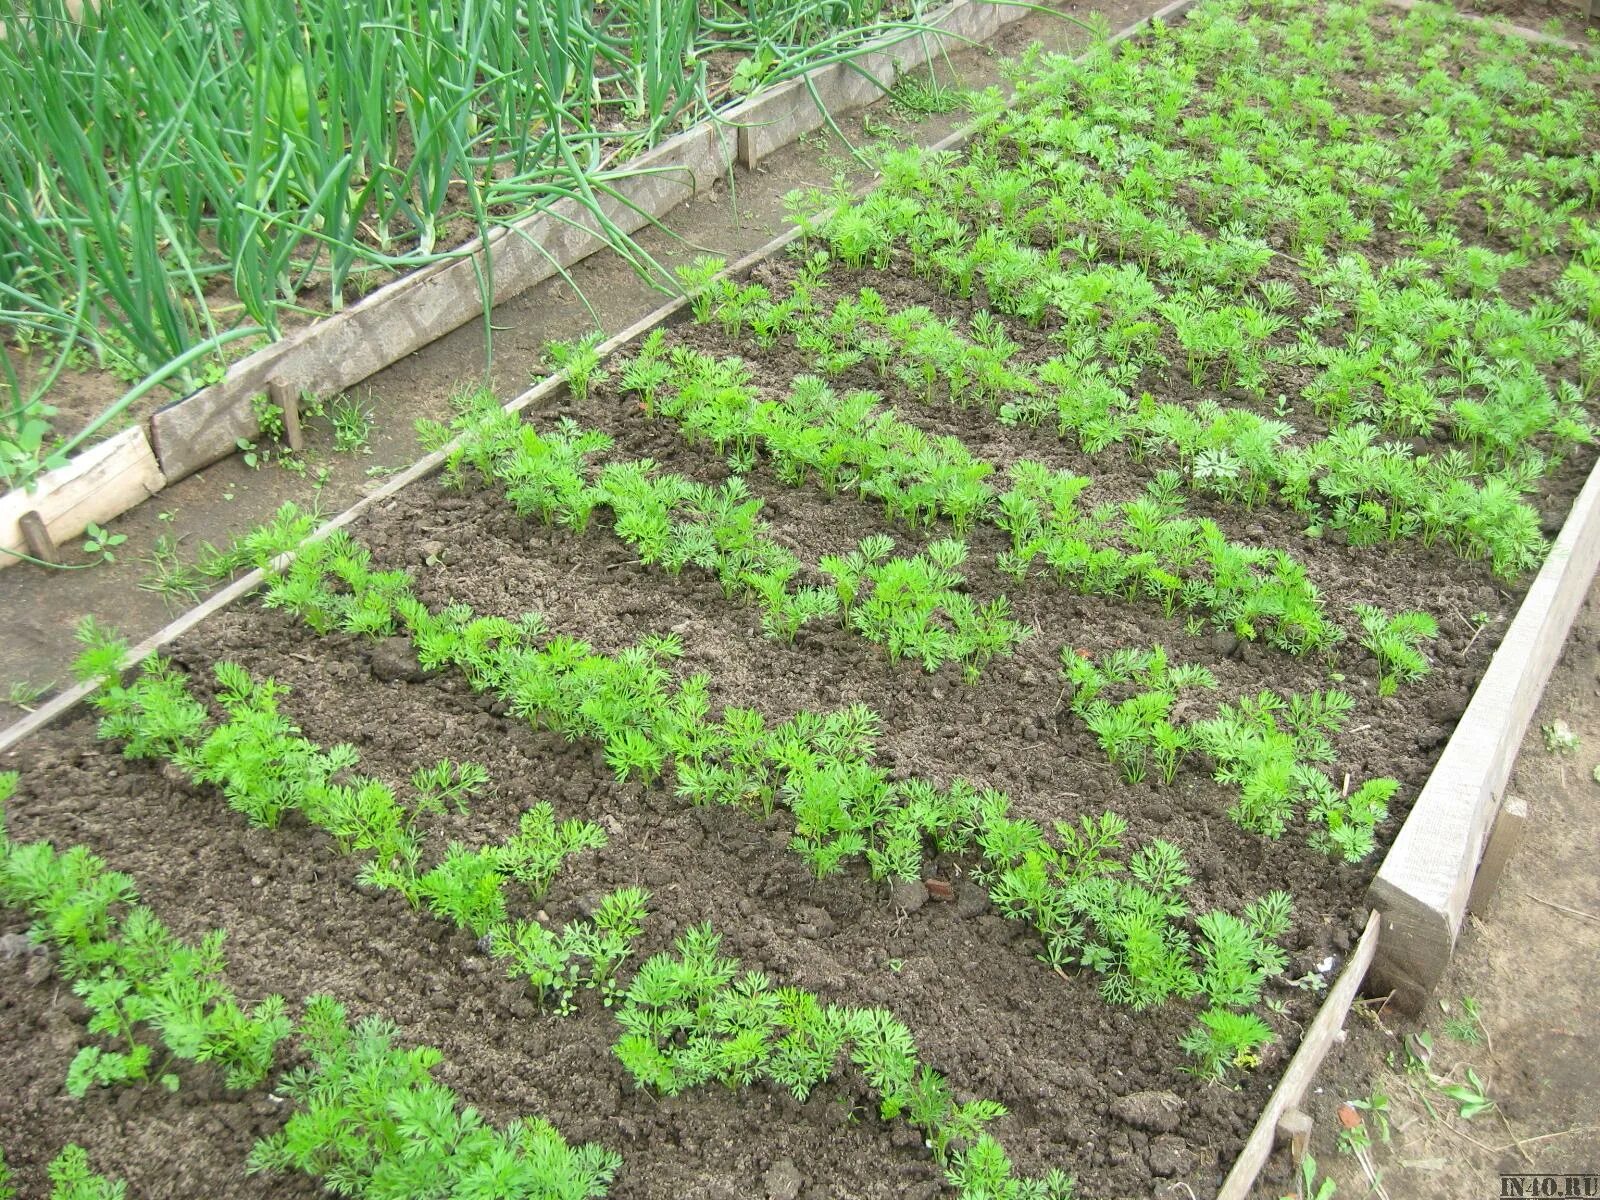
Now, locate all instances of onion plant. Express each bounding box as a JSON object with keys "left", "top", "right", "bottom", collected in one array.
[{"left": 1, "top": 0, "right": 978, "bottom": 485}]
